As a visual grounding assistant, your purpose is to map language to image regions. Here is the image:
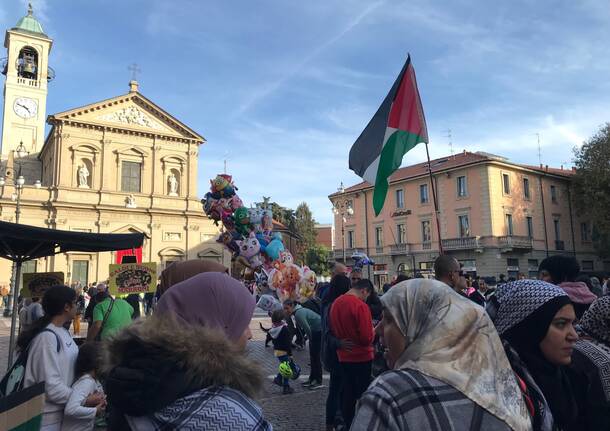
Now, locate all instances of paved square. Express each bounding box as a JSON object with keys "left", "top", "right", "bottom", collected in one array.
[{"left": 0, "top": 316, "right": 327, "bottom": 430}]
